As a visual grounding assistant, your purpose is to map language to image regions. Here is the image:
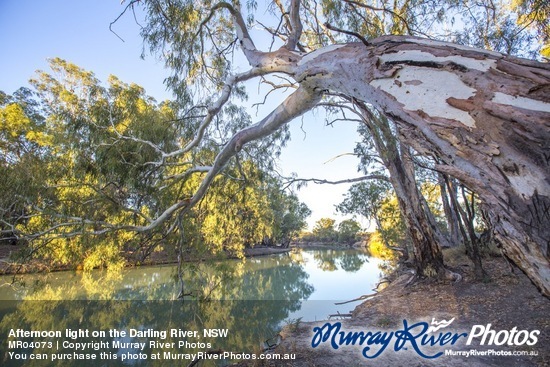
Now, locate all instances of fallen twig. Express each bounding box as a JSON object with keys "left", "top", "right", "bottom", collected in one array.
[
  {"left": 334, "top": 293, "right": 377, "bottom": 305},
  {"left": 328, "top": 311, "right": 353, "bottom": 319}
]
